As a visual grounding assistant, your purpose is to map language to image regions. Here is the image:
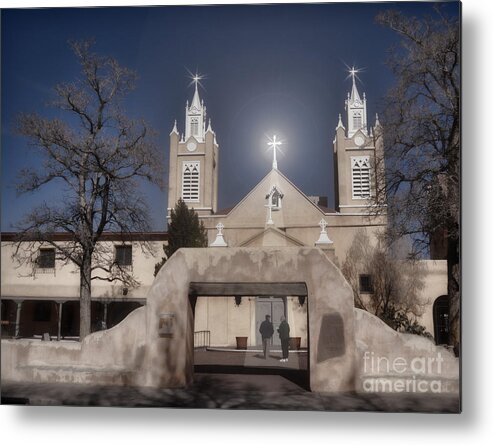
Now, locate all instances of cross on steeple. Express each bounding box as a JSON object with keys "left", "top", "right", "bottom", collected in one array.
[
  {"left": 267, "top": 134, "right": 282, "bottom": 170},
  {"left": 190, "top": 71, "right": 204, "bottom": 92},
  {"left": 319, "top": 219, "right": 328, "bottom": 233},
  {"left": 348, "top": 66, "right": 359, "bottom": 85}
]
